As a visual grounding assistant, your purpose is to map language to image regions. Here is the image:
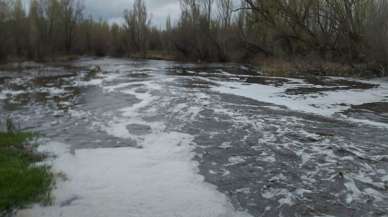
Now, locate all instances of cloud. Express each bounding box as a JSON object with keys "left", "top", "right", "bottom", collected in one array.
[
  {"left": 21, "top": 0, "right": 181, "bottom": 27},
  {"left": 80, "top": 0, "right": 181, "bottom": 26}
]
